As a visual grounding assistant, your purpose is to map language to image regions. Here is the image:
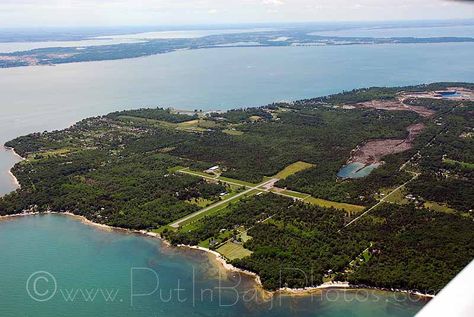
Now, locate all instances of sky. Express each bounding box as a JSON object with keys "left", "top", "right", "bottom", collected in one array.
[{"left": 0, "top": 0, "right": 473, "bottom": 28}]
